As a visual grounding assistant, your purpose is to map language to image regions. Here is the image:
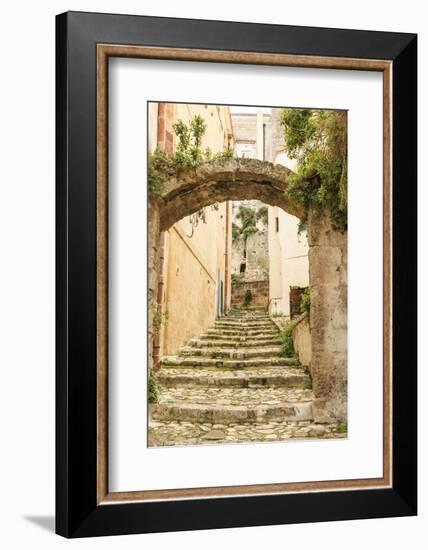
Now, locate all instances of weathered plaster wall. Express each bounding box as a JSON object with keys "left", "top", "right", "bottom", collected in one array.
[
  {"left": 154, "top": 103, "right": 234, "bottom": 360},
  {"left": 161, "top": 225, "right": 216, "bottom": 355},
  {"left": 268, "top": 205, "right": 310, "bottom": 317},
  {"left": 231, "top": 235, "right": 245, "bottom": 276},
  {"left": 245, "top": 231, "right": 269, "bottom": 281},
  {"left": 159, "top": 201, "right": 232, "bottom": 357},
  {"left": 232, "top": 230, "right": 269, "bottom": 282}
]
